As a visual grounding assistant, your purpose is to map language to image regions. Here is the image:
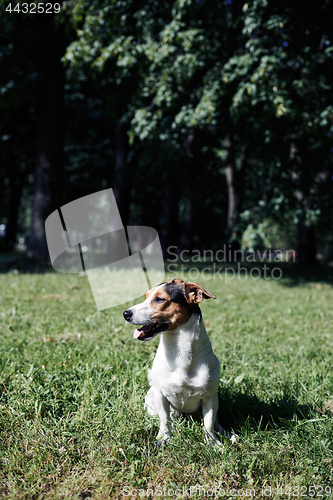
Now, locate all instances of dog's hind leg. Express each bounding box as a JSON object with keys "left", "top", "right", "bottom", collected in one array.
[
  {"left": 202, "top": 394, "right": 224, "bottom": 447},
  {"left": 214, "top": 415, "right": 237, "bottom": 444}
]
